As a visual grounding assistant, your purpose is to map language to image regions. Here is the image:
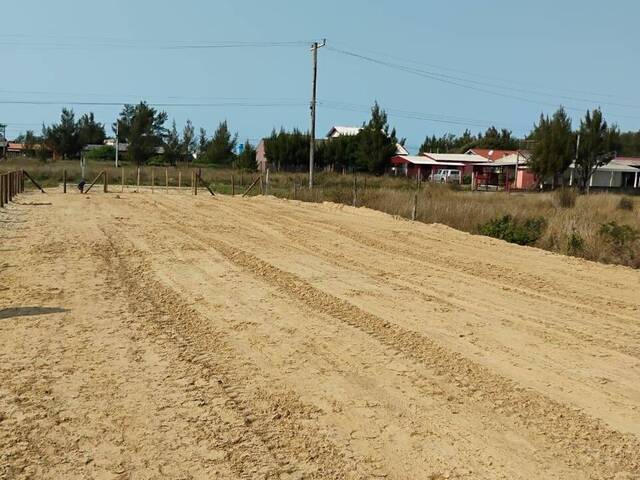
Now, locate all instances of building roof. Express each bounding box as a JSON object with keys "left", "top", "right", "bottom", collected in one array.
[
  {"left": 422, "top": 152, "right": 487, "bottom": 163},
  {"left": 392, "top": 155, "right": 465, "bottom": 166},
  {"left": 569, "top": 160, "right": 640, "bottom": 173},
  {"left": 466, "top": 148, "right": 519, "bottom": 160},
  {"left": 327, "top": 126, "right": 361, "bottom": 137},
  {"left": 613, "top": 156, "right": 640, "bottom": 167},
  {"left": 486, "top": 152, "right": 530, "bottom": 167}
]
